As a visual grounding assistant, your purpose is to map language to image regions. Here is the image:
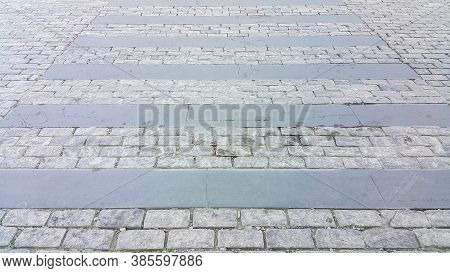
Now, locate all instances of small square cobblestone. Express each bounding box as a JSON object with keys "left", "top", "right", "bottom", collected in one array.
[
  {"left": 2, "top": 210, "right": 51, "bottom": 227},
  {"left": 288, "top": 209, "right": 335, "bottom": 227},
  {"left": 390, "top": 210, "right": 431, "bottom": 228},
  {"left": 167, "top": 229, "right": 214, "bottom": 249},
  {"left": 96, "top": 209, "right": 144, "bottom": 228},
  {"left": 266, "top": 229, "right": 314, "bottom": 249},
  {"left": 193, "top": 209, "right": 237, "bottom": 228},
  {"left": 363, "top": 228, "right": 419, "bottom": 249},
  {"left": 414, "top": 229, "right": 450, "bottom": 248},
  {"left": 335, "top": 210, "right": 383, "bottom": 227},
  {"left": 48, "top": 210, "right": 96, "bottom": 227},
  {"left": 14, "top": 228, "right": 66, "bottom": 248},
  {"left": 63, "top": 229, "right": 114, "bottom": 250},
  {"left": 315, "top": 229, "right": 365, "bottom": 249},
  {"left": 144, "top": 210, "right": 190, "bottom": 228},
  {"left": 116, "top": 230, "right": 165, "bottom": 250},
  {"left": 0, "top": 227, "right": 17, "bottom": 247},
  {"left": 218, "top": 229, "right": 264, "bottom": 249},
  {"left": 241, "top": 209, "right": 287, "bottom": 227}
]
